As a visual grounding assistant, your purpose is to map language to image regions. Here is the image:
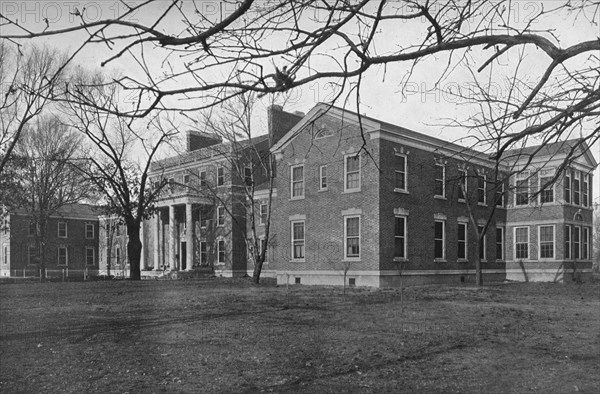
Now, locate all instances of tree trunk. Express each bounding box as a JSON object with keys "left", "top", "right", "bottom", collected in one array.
[
  {"left": 475, "top": 257, "right": 483, "bottom": 287},
  {"left": 127, "top": 223, "right": 142, "bottom": 280},
  {"left": 252, "top": 256, "right": 264, "bottom": 284},
  {"left": 38, "top": 217, "right": 48, "bottom": 282}
]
